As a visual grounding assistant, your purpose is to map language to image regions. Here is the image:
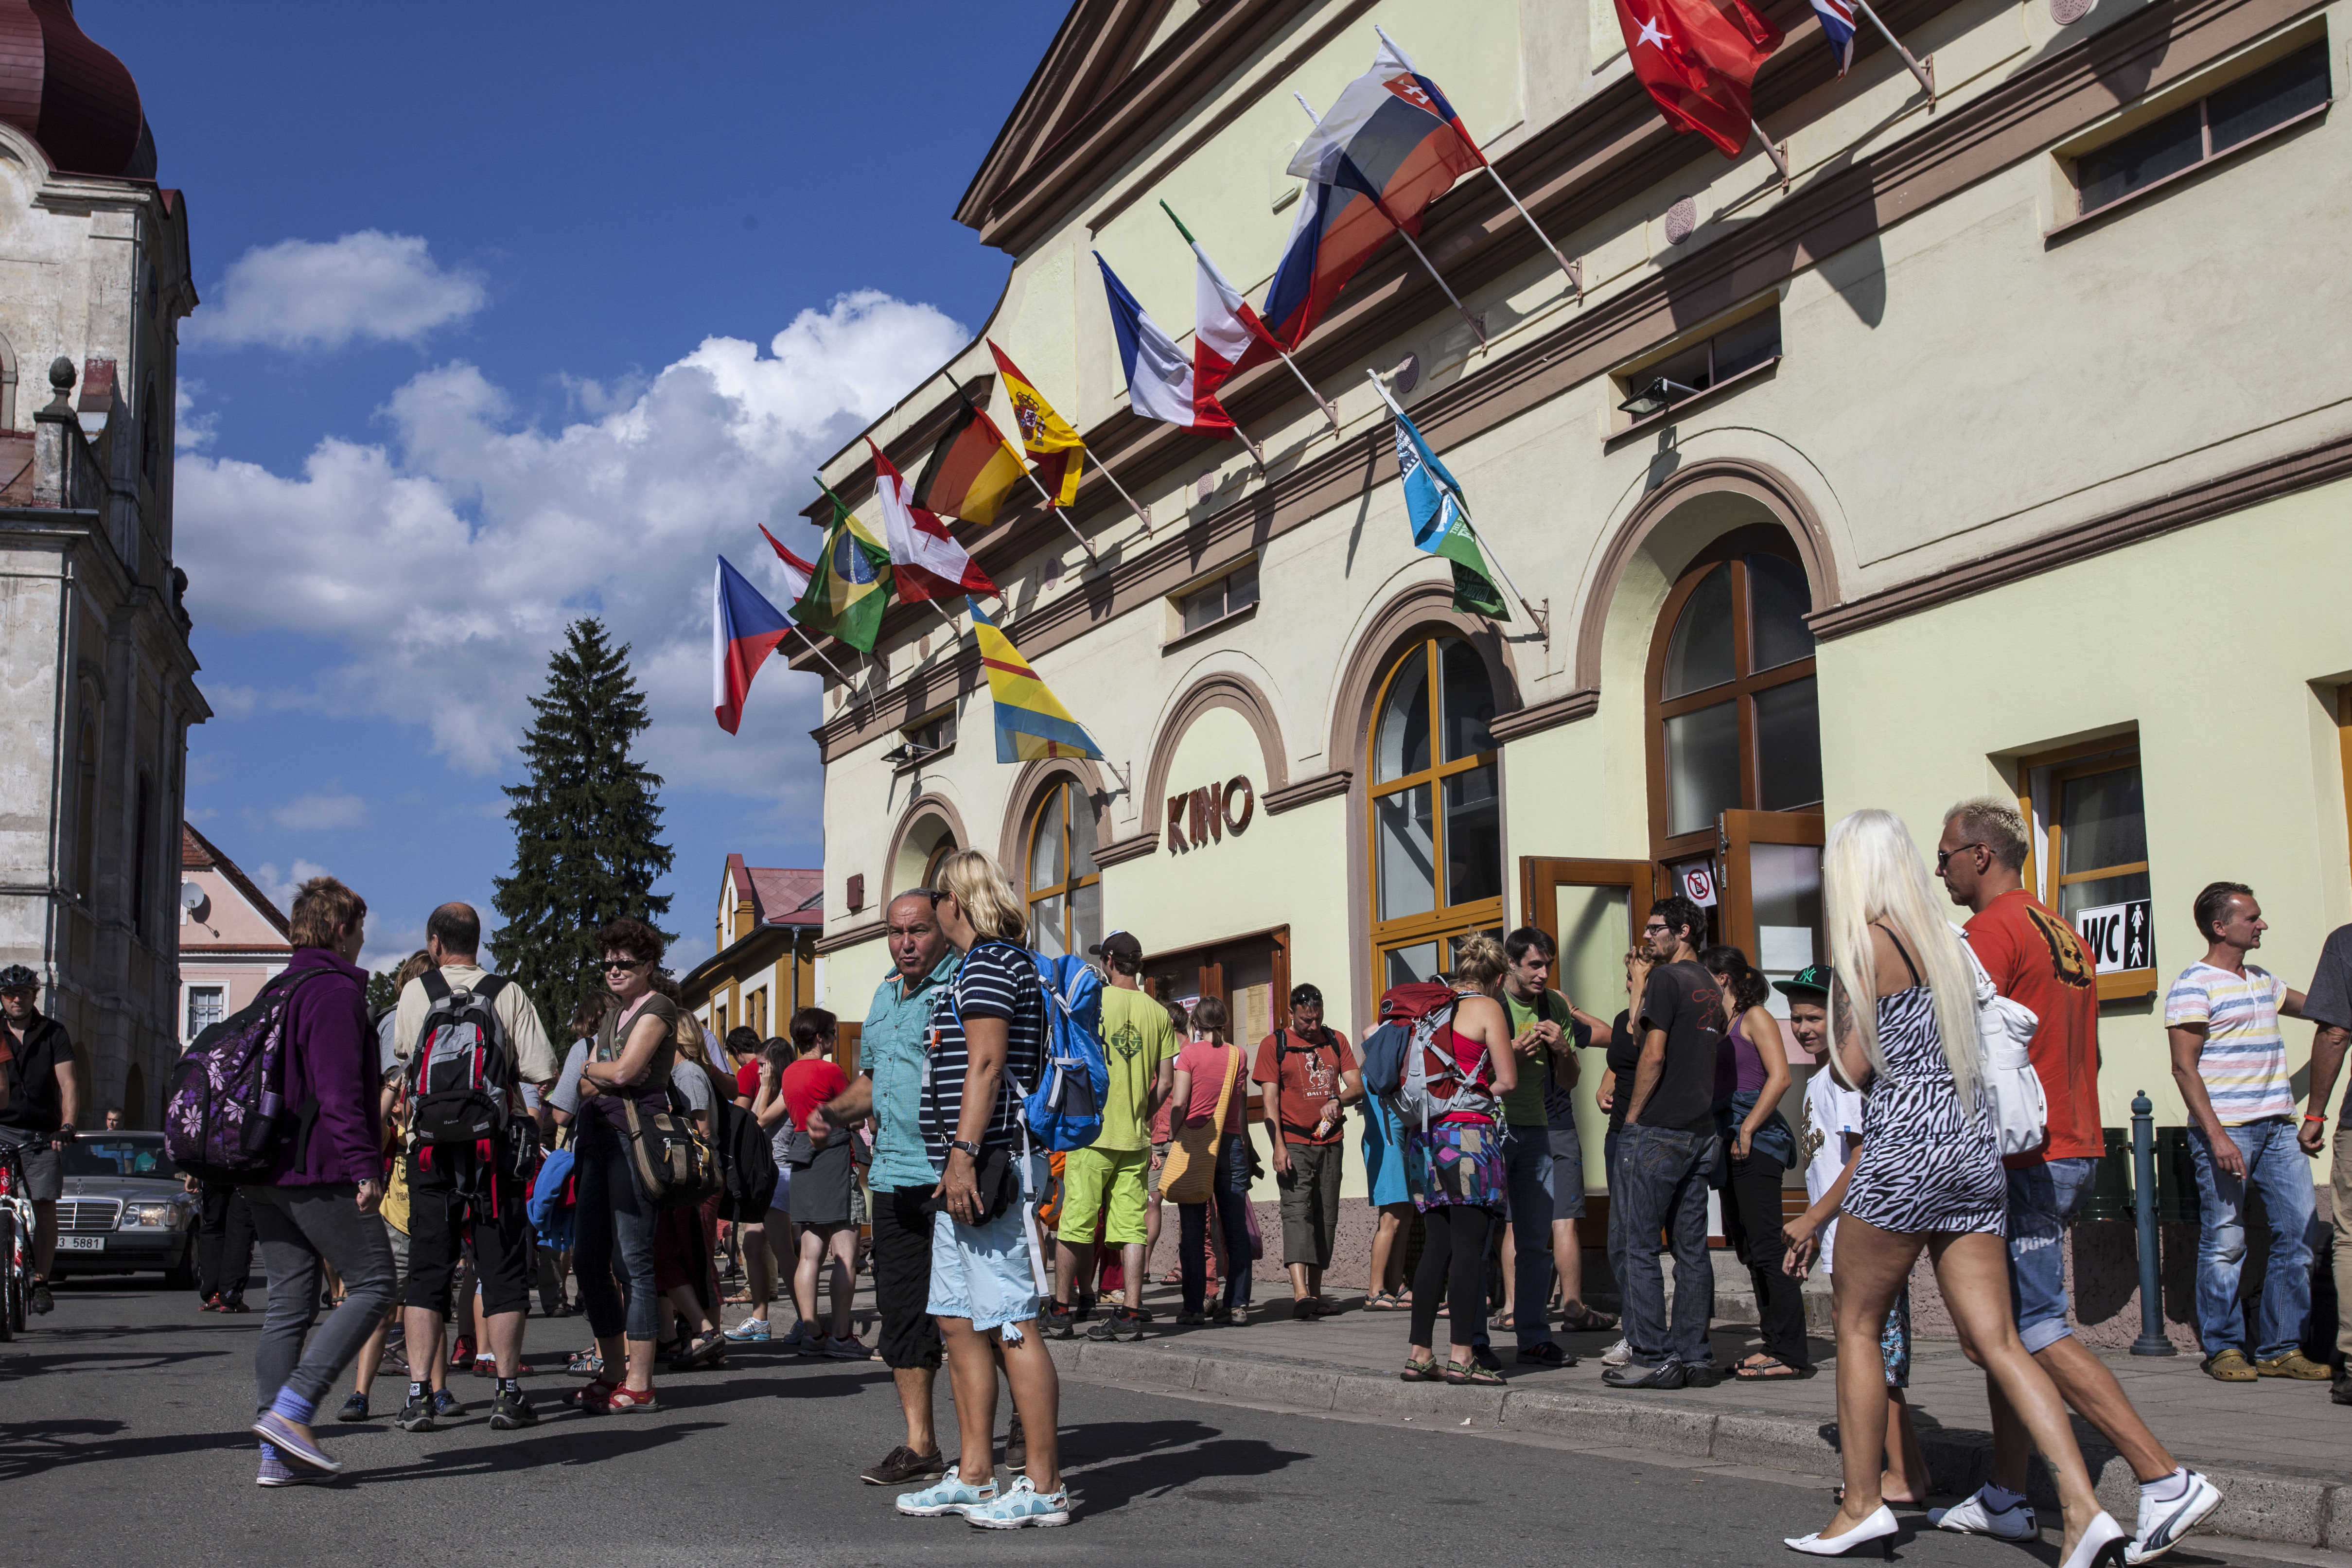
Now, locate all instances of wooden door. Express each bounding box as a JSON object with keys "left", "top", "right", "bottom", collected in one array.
[
  {"left": 1518, "top": 857, "right": 1655, "bottom": 1204},
  {"left": 1717, "top": 809, "right": 1825, "bottom": 1001}
]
